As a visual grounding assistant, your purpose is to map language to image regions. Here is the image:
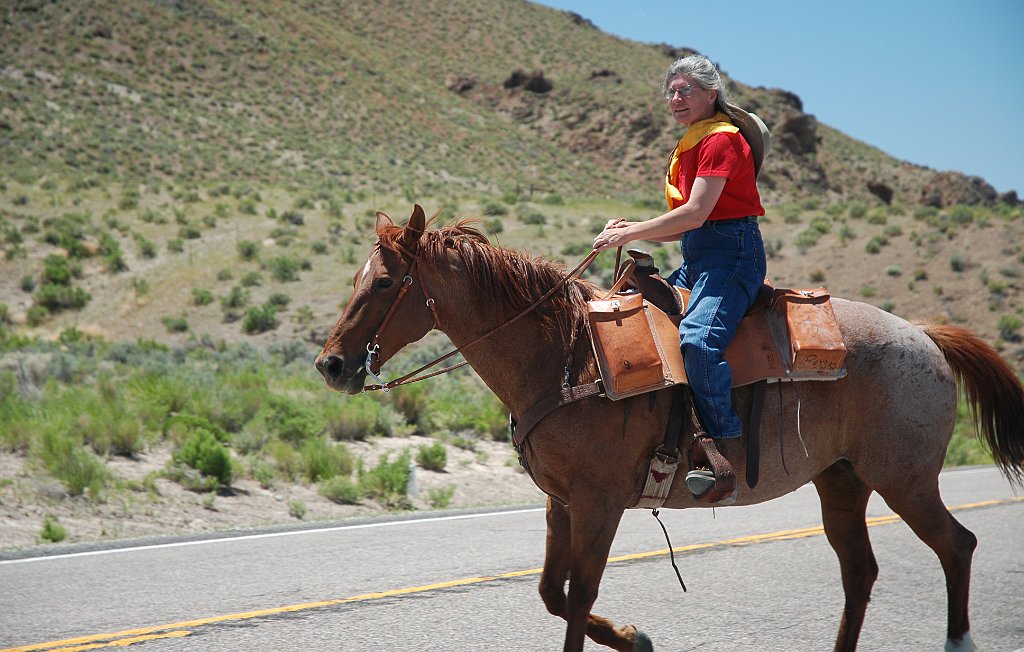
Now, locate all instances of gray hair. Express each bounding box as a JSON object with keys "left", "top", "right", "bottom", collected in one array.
[{"left": 663, "top": 54, "right": 732, "bottom": 118}]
